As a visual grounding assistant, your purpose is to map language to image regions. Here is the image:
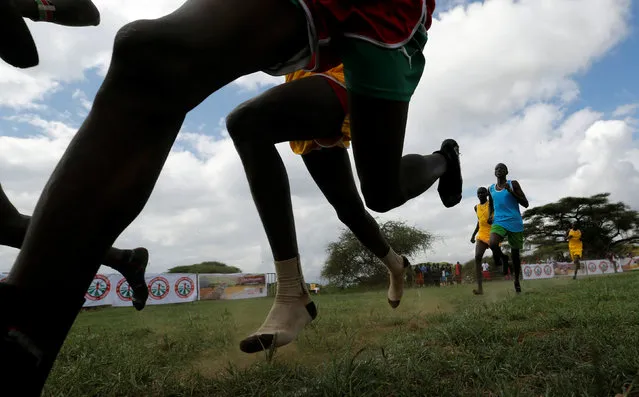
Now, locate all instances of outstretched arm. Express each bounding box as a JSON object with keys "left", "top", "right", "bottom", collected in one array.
[
  {"left": 470, "top": 205, "right": 479, "bottom": 243},
  {"left": 471, "top": 226, "right": 479, "bottom": 244},
  {"left": 506, "top": 180, "right": 529, "bottom": 208},
  {"left": 471, "top": 223, "right": 479, "bottom": 241}
]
